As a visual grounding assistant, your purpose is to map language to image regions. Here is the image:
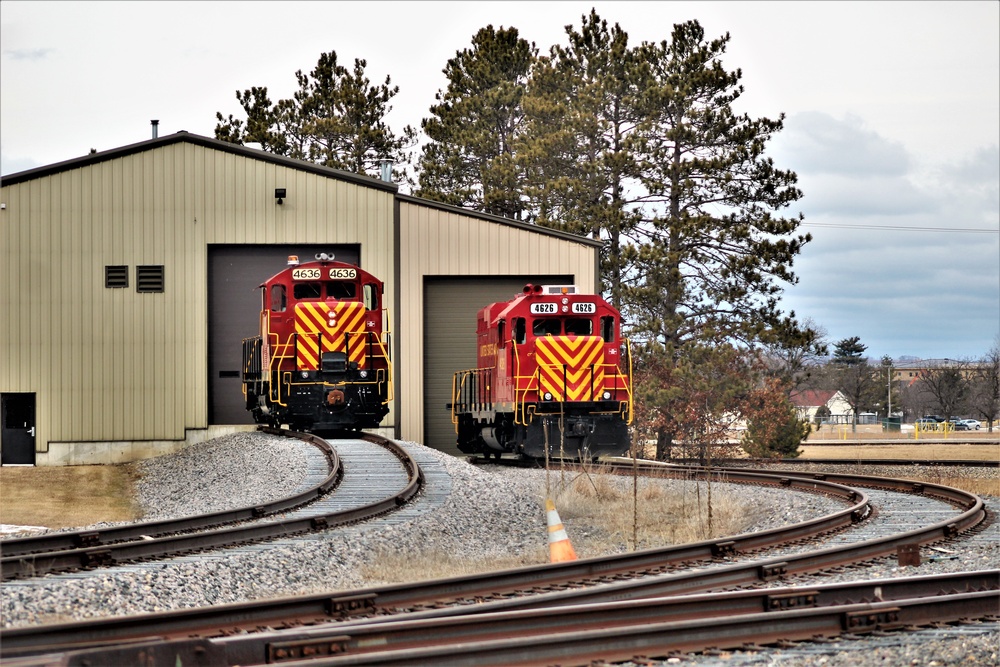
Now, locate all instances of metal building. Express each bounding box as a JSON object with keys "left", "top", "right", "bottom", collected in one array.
[{"left": 0, "top": 131, "right": 599, "bottom": 464}]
